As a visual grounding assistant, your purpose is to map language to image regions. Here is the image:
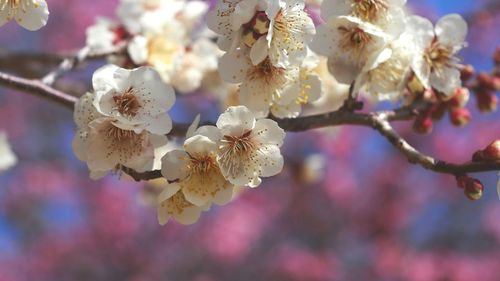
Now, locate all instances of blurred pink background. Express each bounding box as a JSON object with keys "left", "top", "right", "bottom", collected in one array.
[{"left": 0, "top": 0, "right": 499, "bottom": 280}]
